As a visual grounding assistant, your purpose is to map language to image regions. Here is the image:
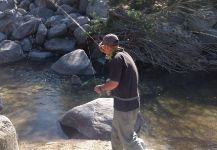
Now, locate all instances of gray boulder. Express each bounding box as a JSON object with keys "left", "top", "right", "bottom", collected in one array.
[
  {"left": 51, "top": 49, "right": 95, "bottom": 75},
  {"left": 73, "top": 24, "right": 90, "bottom": 44},
  {"left": 0, "top": 32, "right": 7, "bottom": 43},
  {"left": 86, "top": 0, "right": 109, "bottom": 19},
  {"left": 12, "top": 17, "right": 41, "bottom": 40},
  {"left": 35, "top": 23, "right": 47, "bottom": 45},
  {"left": 44, "top": 38, "right": 75, "bottom": 53},
  {"left": 60, "top": 98, "right": 143, "bottom": 139},
  {"left": 0, "top": 0, "right": 16, "bottom": 11},
  {"left": 0, "top": 40, "right": 24, "bottom": 64},
  {"left": 0, "top": 115, "right": 19, "bottom": 150},
  {"left": 48, "top": 23, "right": 67, "bottom": 39},
  {"left": 29, "top": 7, "right": 54, "bottom": 19}
]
